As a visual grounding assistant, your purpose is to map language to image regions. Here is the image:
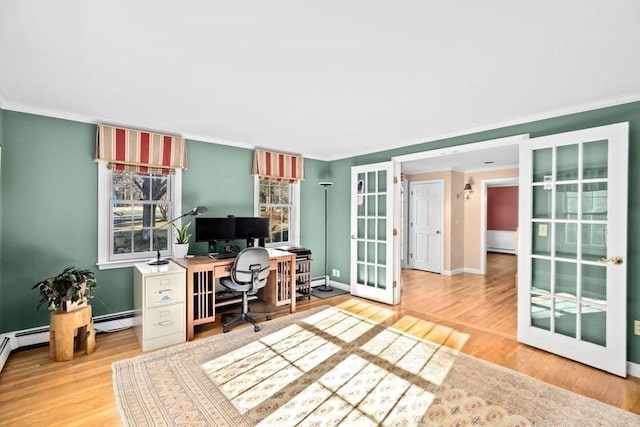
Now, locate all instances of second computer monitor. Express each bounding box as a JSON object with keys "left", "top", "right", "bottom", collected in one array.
[{"left": 235, "top": 217, "right": 270, "bottom": 246}]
